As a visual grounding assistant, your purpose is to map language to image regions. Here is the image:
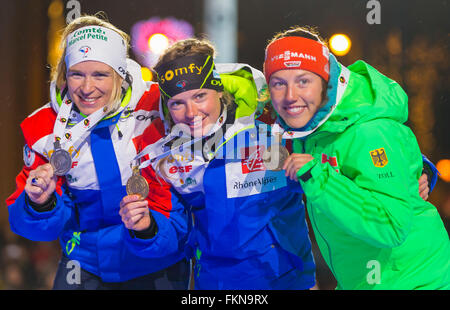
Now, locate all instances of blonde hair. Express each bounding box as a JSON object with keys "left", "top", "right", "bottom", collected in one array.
[
  {"left": 155, "top": 38, "right": 234, "bottom": 129},
  {"left": 51, "top": 13, "right": 130, "bottom": 114}
]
